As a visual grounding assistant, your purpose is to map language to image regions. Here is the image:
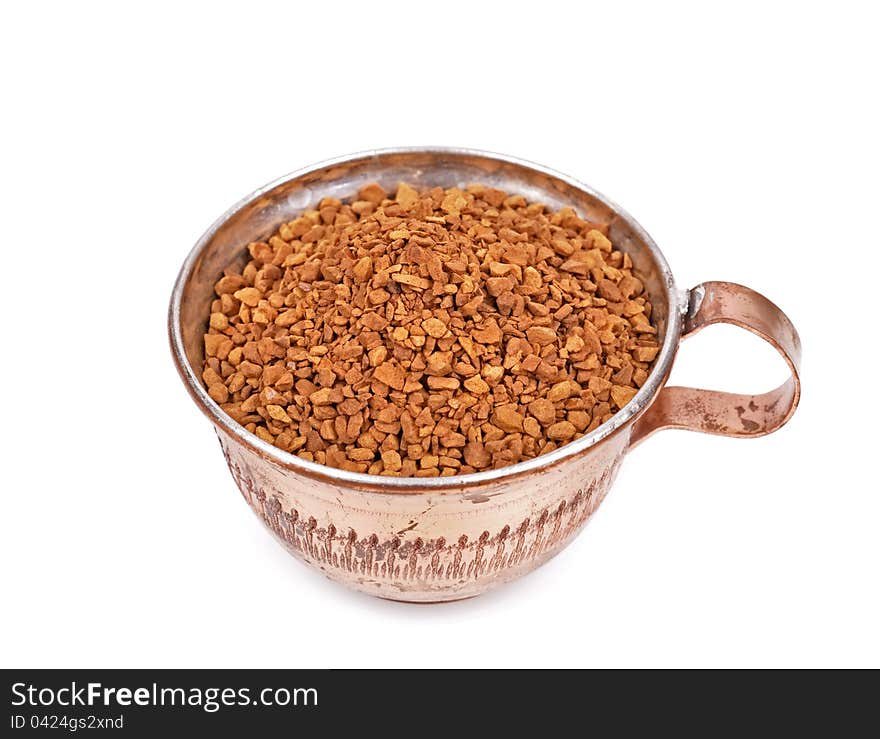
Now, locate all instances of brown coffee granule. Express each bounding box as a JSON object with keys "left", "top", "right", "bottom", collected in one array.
[{"left": 202, "top": 183, "right": 660, "bottom": 476}]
